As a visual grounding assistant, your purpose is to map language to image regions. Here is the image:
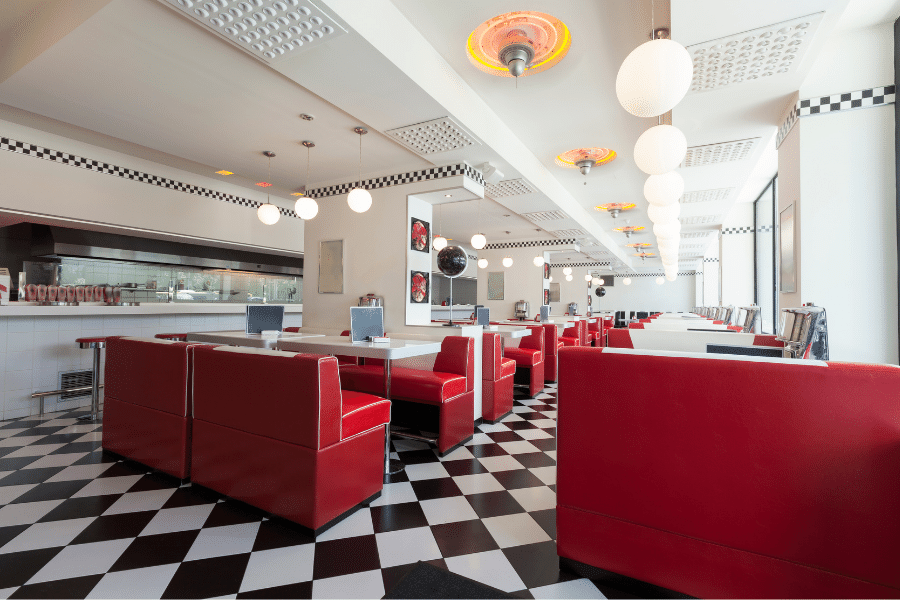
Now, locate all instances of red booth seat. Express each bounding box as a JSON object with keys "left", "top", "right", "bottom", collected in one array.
[
  {"left": 627, "top": 322, "right": 644, "bottom": 329},
  {"left": 190, "top": 346, "right": 389, "bottom": 533},
  {"left": 340, "top": 336, "right": 475, "bottom": 455},
  {"left": 103, "top": 337, "right": 203, "bottom": 479},
  {"left": 503, "top": 325, "right": 545, "bottom": 397},
  {"left": 557, "top": 346, "right": 900, "bottom": 598},
  {"left": 541, "top": 323, "right": 564, "bottom": 383},
  {"left": 482, "top": 332, "right": 515, "bottom": 422},
  {"left": 607, "top": 328, "right": 784, "bottom": 354}
]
